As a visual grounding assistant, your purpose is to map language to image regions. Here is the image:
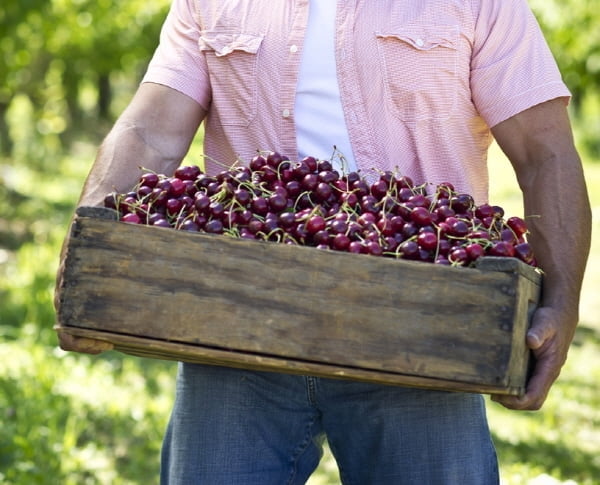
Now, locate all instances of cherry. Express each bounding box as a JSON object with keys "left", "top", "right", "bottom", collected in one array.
[
  {"left": 450, "top": 193, "right": 474, "bottom": 213},
  {"left": 305, "top": 215, "right": 326, "bottom": 235},
  {"left": 360, "top": 195, "right": 379, "bottom": 214},
  {"left": 417, "top": 231, "right": 438, "bottom": 251},
  {"left": 332, "top": 233, "right": 351, "bottom": 251},
  {"left": 301, "top": 156, "right": 318, "bottom": 172},
  {"left": 410, "top": 206, "right": 433, "bottom": 226},
  {"left": 465, "top": 242, "right": 485, "bottom": 262},
  {"left": 104, "top": 192, "right": 119, "bottom": 210},
  {"left": 314, "top": 182, "right": 333, "bottom": 202},
  {"left": 251, "top": 197, "right": 269, "bottom": 216},
  {"left": 348, "top": 240, "right": 367, "bottom": 254},
  {"left": 487, "top": 241, "right": 515, "bottom": 258},
  {"left": 152, "top": 217, "right": 171, "bottom": 228},
  {"left": 340, "top": 191, "right": 359, "bottom": 208},
  {"left": 408, "top": 194, "right": 429, "bottom": 208},
  {"left": 166, "top": 198, "right": 184, "bottom": 217},
  {"left": 507, "top": 216, "right": 528, "bottom": 237},
  {"left": 351, "top": 179, "right": 370, "bottom": 198},
  {"left": 449, "top": 247, "right": 469, "bottom": 266},
  {"left": 175, "top": 165, "right": 202, "bottom": 181},
  {"left": 106, "top": 154, "right": 537, "bottom": 268},
  {"left": 204, "top": 219, "right": 224, "bottom": 234},
  {"left": 514, "top": 242, "right": 535, "bottom": 265},
  {"left": 370, "top": 179, "right": 388, "bottom": 199},
  {"left": 278, "top": 212, "right": 296, "bottom": 229},
  {"left": 121, "top": 213, "right": 141, "bottom": 224},
  {"left": 399, "top": 240, "right": 419, "bottom": 260},
  {"left": 268, "top": 193, "right": 288, "bottom": 213},
  {"left": 209, "top": 201, "right": 225, "bottom": 219},
  {"left": 180, "top": 219, "right": 200, "bottom": 232},
  {"left": 302, "top": 173, "right": 319, "bottom": 191},
  {"left": 366, "top": 241, "right": 383, "bottom": 256},
  {"left": 140, "top": 172, "right": 160, "bottom": 188},
  {"left": 395, "top": 175, "right": 414, "bottom": 189},
  {"left": 234, "top": 188, "right": 252, "bottom": 207}
]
